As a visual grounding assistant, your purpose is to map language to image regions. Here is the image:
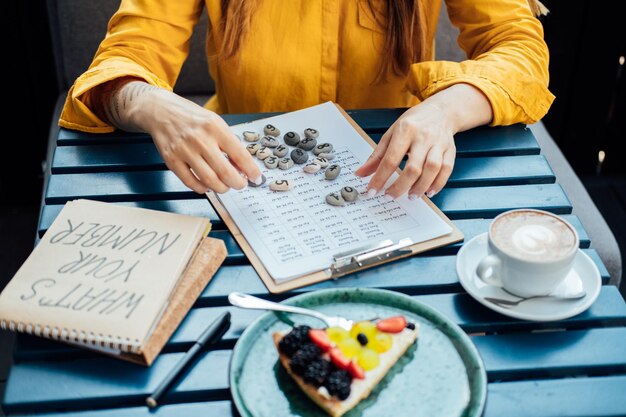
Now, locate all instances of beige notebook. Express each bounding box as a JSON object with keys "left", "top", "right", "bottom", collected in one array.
[{"left": 0, "top": 199, "right": 226, "bottom": 365}]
